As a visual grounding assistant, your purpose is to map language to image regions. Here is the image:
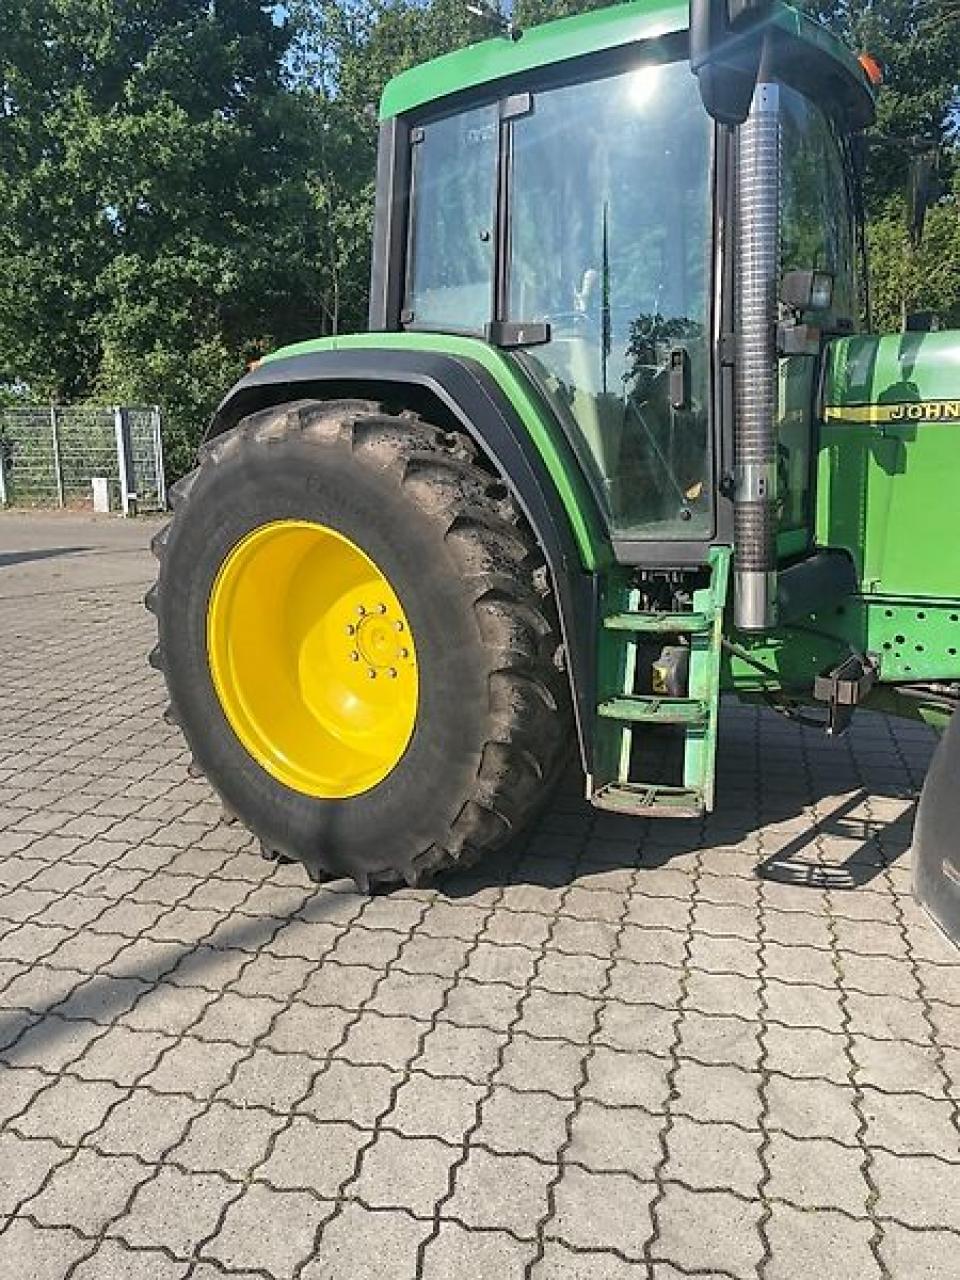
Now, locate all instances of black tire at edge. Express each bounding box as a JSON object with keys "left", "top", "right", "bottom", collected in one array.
[{"left": 146, "top": 398, "right": 571, "bottom": 890}]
